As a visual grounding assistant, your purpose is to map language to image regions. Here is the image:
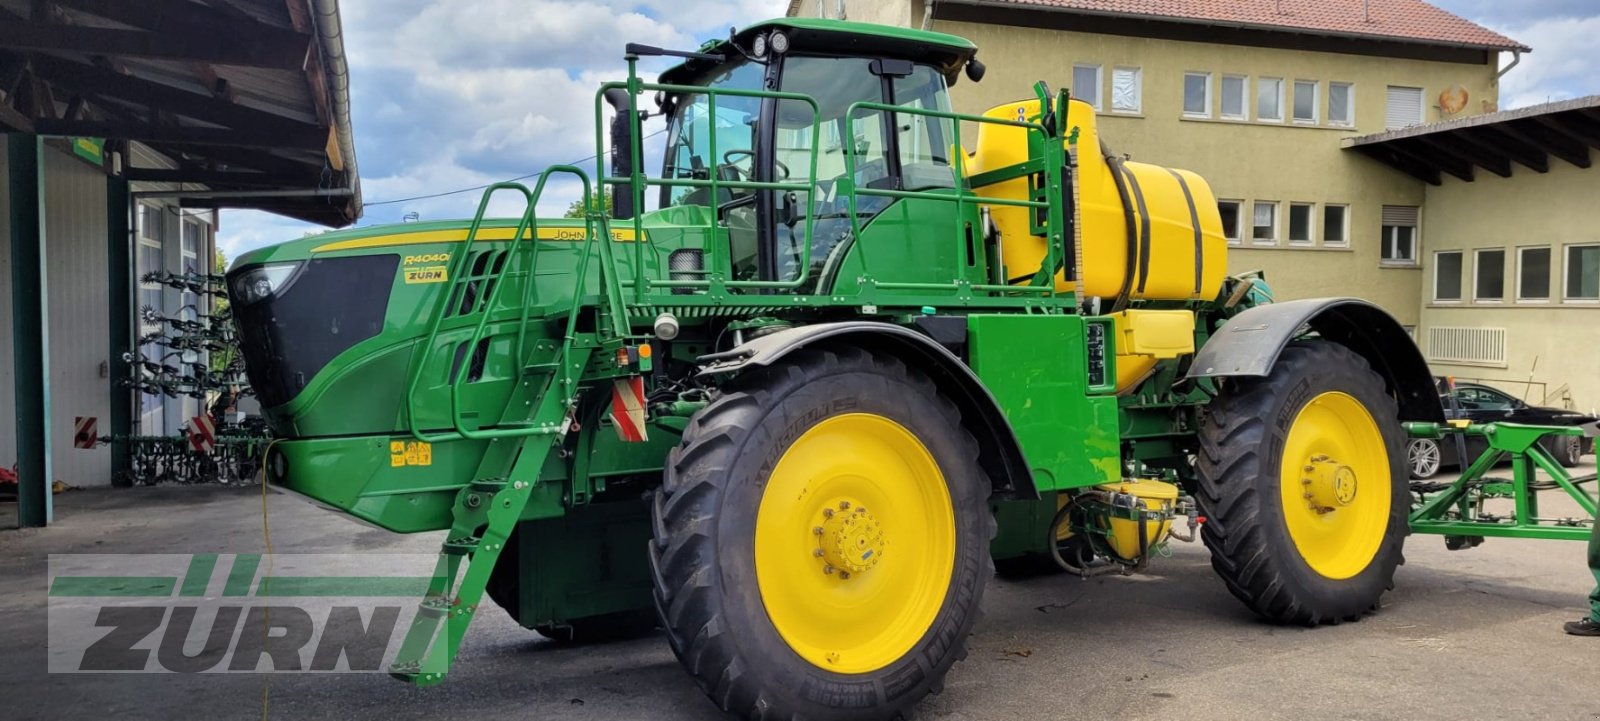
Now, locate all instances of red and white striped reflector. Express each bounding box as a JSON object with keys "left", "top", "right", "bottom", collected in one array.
[
  {"left": 189, "top": 415, "right": 216, "bottom": 454},
  {"left": 609, "top": 376, "right": 649, "bottom": 443},
  {"left": 73, "top": 416, "right": 98, "bottom": 449}
]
